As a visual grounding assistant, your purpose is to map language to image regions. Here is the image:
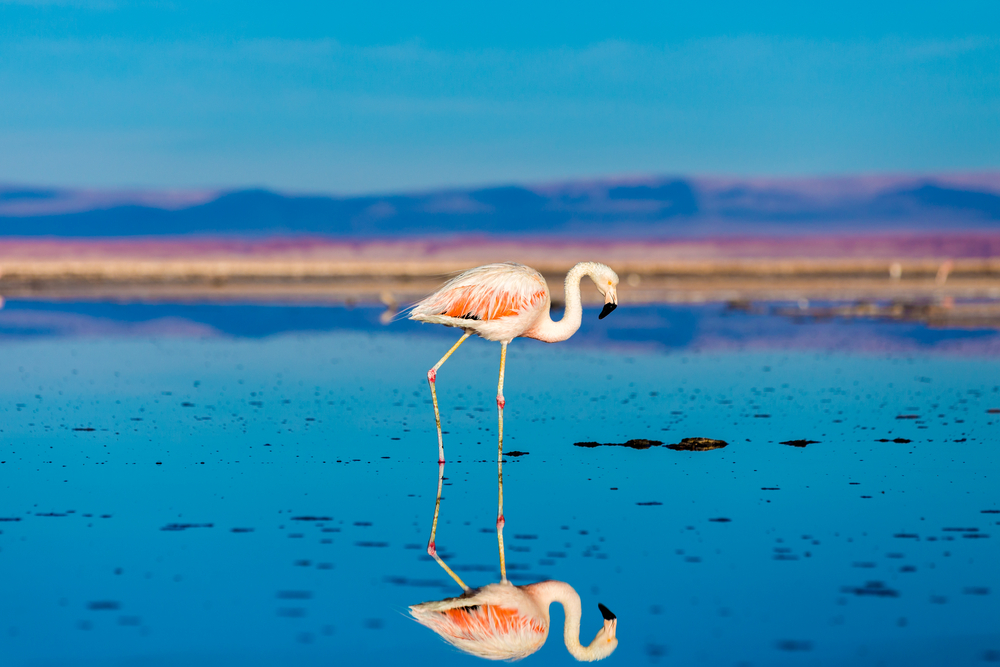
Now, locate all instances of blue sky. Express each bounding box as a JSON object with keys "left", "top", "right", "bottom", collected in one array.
[{"left": 1, "top": 1, "right": 998, "bottom": 193}]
